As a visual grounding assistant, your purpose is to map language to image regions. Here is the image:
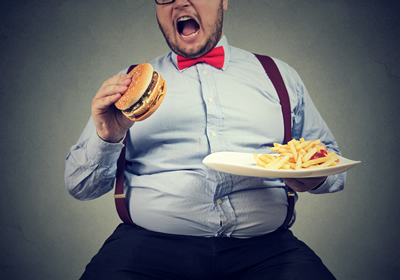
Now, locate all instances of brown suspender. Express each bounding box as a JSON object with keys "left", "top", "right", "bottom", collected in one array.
[
  {"left": 114, "top": 135, "right": 134, "bottom": 225},
  {"left": 114, "top": 65, "right": 137, "bottom": 225},
  {"left": 114, "top": 55, "right": 295, "bottom": 229},
  {"left": 254, "top": 54, "right": 295, "bottom": 230}
]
